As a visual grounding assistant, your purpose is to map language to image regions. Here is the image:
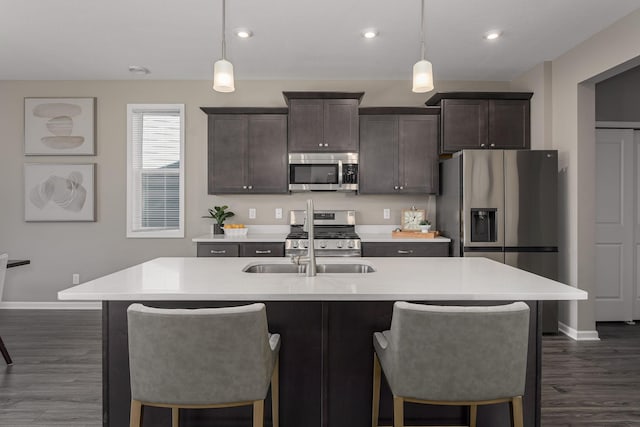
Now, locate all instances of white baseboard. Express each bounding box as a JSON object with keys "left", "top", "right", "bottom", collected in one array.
[
  {"left": 0, "top": 301, "right": 101, "bottom": 310},
  {"left": 558, "top": 321, "right": 600, "bottom": 341}
]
